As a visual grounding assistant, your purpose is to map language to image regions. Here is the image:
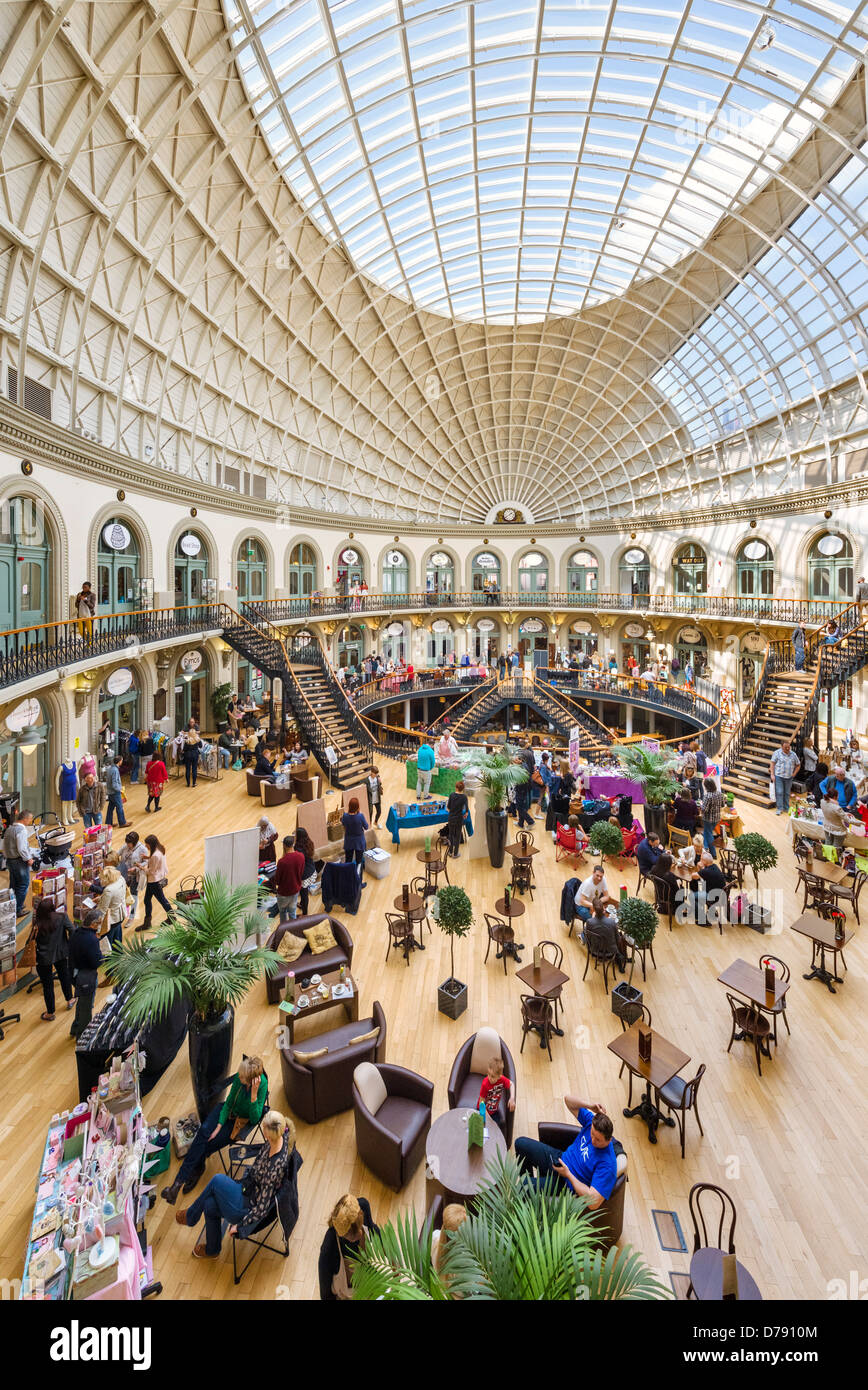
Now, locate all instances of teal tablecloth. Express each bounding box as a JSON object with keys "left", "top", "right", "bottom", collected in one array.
[
  {"left": 405, "top": 760, "right": 463, "bottom": 796},
  {"left": 385, "top": 802, "right": 474, "bottom": 846}
]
